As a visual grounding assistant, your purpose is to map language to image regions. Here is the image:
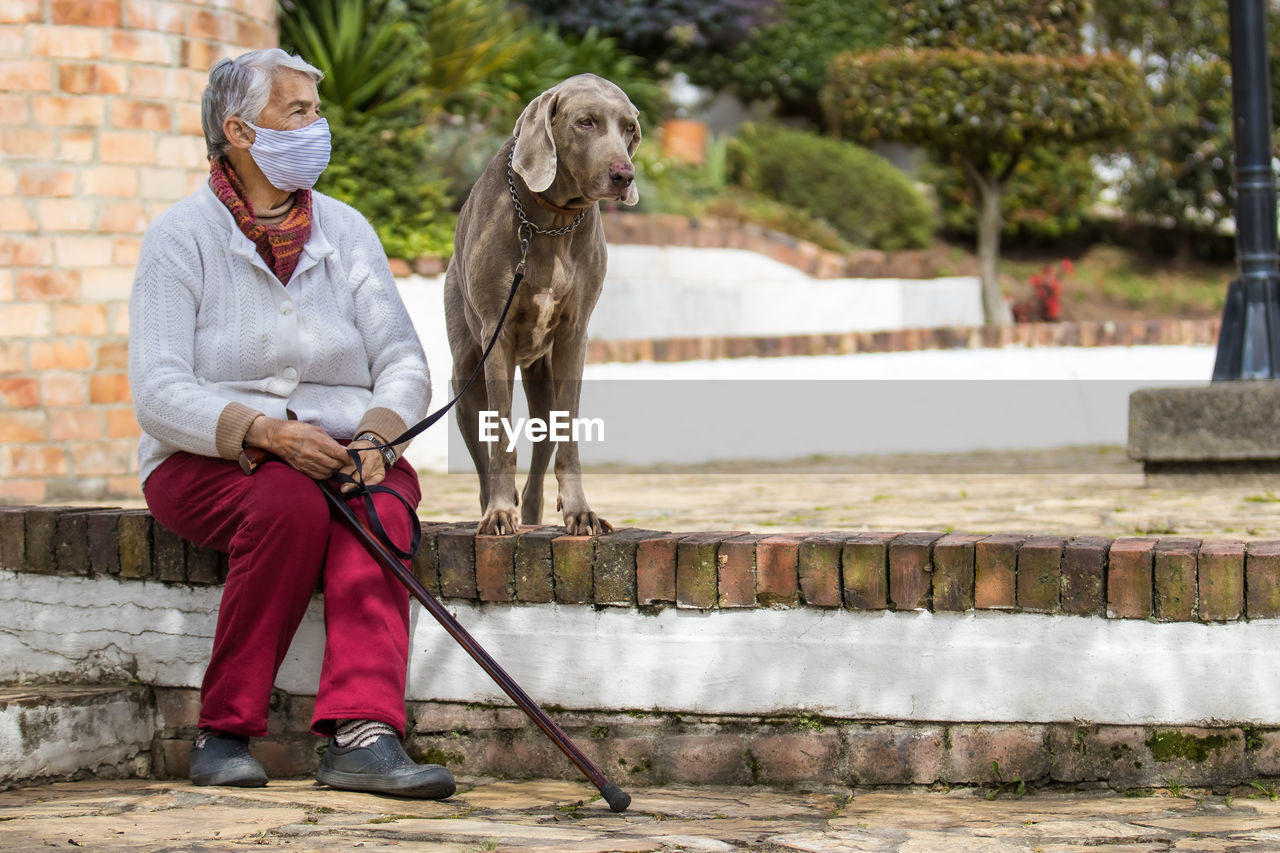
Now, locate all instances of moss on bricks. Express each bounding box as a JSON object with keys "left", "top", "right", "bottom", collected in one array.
[
  {"left": 552, "top": 535, "right": 594, "bottom": 604},
  {"left": 1147, "top": 730, "right": 1237, "bottom": 763},
  {"left": 677, "top": 534, "right": 724, "bottom": 609},
  {"left": 417, "top": 746, "right": 465, "bottom": 767}
]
